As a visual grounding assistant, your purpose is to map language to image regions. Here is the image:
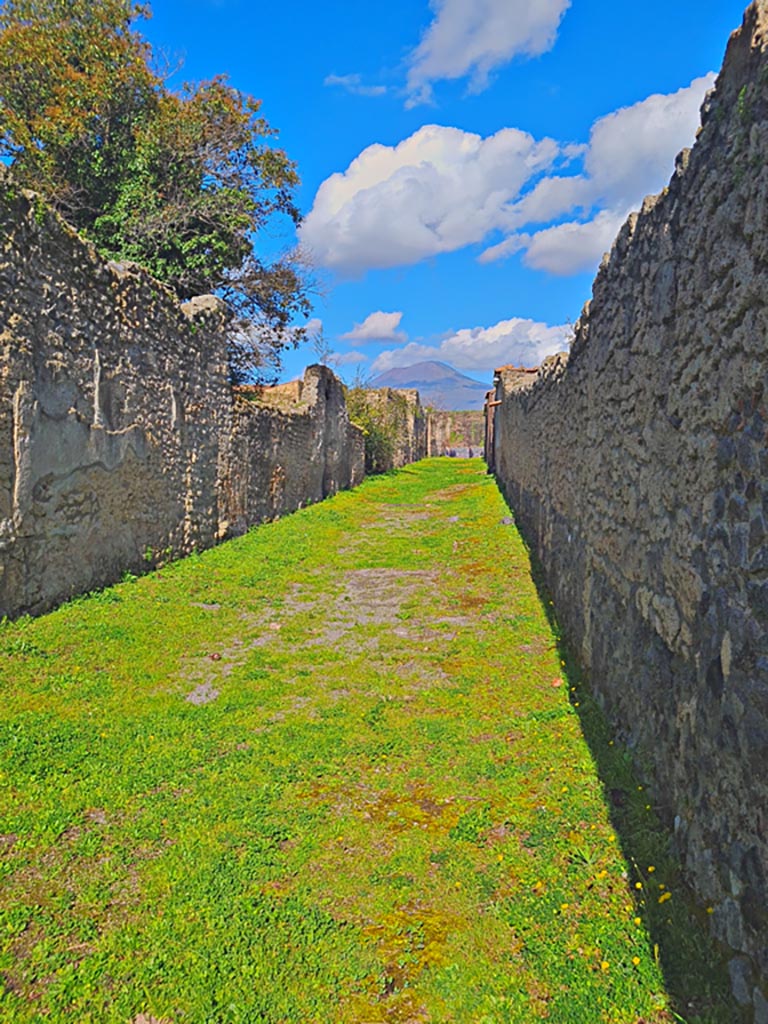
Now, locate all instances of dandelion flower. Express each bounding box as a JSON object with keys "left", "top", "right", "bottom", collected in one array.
[{"left": 658, "top": 892, "right": 672, "bottom": 904}]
